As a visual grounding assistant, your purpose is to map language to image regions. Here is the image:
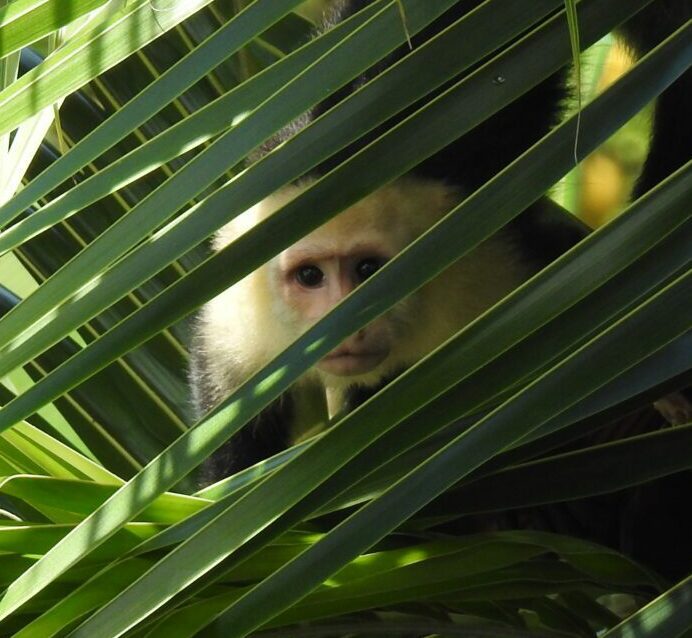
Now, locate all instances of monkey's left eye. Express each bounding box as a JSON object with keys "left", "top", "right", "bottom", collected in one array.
[
  {"left": 356, "top": 258, "right": 385, "bottom": 282},
  {"left": 295, "top": 265, "right": 324, "bottom": 288}
]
